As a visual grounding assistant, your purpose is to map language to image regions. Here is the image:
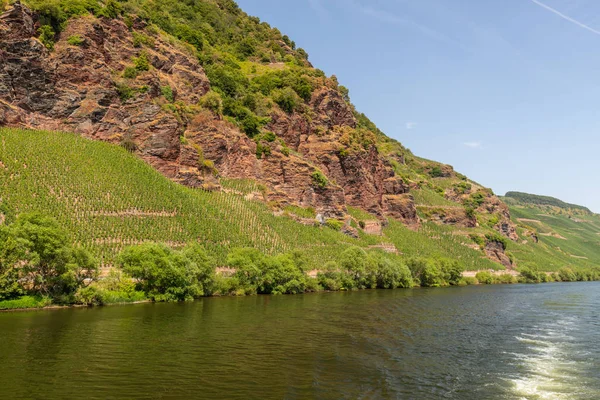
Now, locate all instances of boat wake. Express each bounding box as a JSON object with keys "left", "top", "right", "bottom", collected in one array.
[{"left": 506, "top": 317, "right": 593, "bottom": 399}]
